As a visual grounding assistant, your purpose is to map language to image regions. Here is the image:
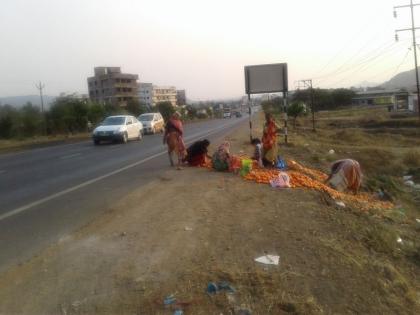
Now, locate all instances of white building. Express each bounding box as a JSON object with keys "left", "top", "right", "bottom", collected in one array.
[
  {"left": 139, "top": 83, "right": 178, "bottom": 107},
  {"left": 153, "top": 86, "right": 177, "bottom": 107},
  {"left": 138, "top": 82, "right": 153, "bottom": 108}
]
